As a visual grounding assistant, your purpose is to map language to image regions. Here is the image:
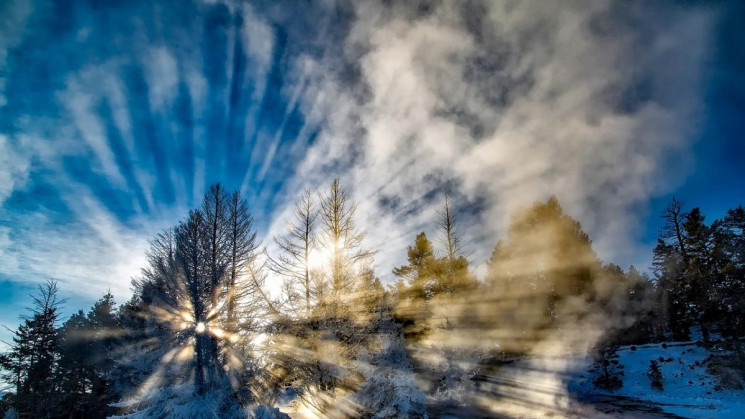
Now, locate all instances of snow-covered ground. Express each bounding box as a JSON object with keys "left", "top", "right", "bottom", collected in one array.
[
  {"left": 437, "top": 338, "right": 744, "bottom": 418},
  {"left": 271, "top": 337, "right": 744, "bottom": 418},
  {"left": 568, "top": 341, "right": 745, "bottom": 419}
]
